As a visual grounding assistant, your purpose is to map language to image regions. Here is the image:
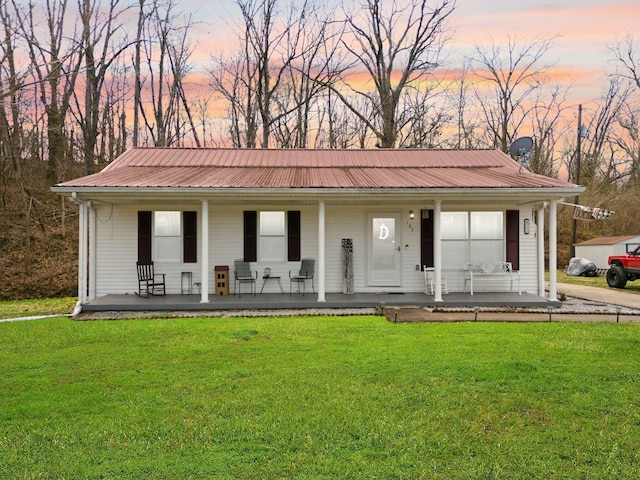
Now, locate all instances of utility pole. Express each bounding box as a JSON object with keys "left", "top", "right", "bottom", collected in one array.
[{"left": 570, "top": 104, "right": 583, "bottom": 258}]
